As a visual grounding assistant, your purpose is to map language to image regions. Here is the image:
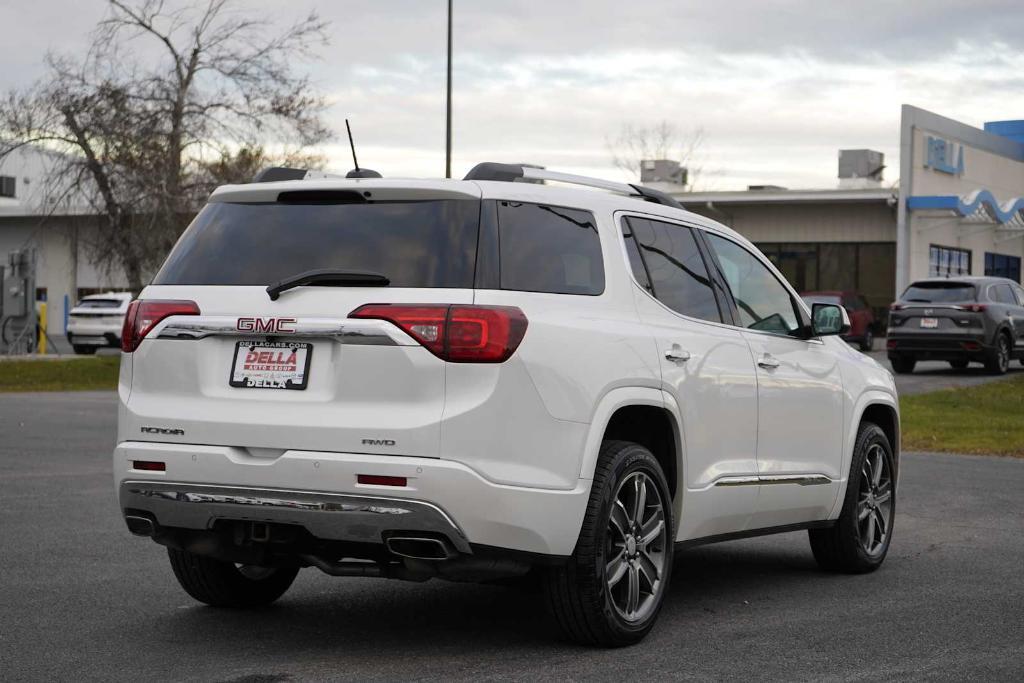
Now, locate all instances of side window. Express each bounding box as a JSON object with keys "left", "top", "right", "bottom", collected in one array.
[
  {"left": 1014, "top": 285, "right": 1024, "bottom": 306},
  {"left": 992, "top": 284, "right": 1016, "bottom": 304},
  {"left": 497, "top": 201, "right": 604, "bottom": 295},
  {"left": 620, "top": 220, "right": 652, "bottom": 292},
  {"left": 625, "top": 217, "right": 722, "bottom": 323},
  {"left": 704, "top": 232, "right": 801, "bottom": 336}
]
